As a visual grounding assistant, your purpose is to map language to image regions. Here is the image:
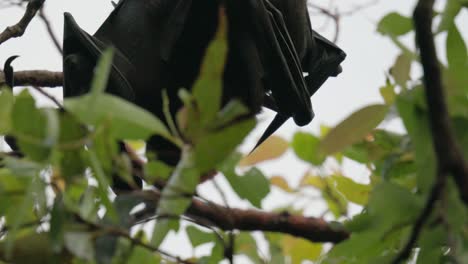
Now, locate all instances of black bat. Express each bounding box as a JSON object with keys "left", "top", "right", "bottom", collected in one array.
[{"left": 62, "top": 0, "right": 345, "bottom": 161}]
